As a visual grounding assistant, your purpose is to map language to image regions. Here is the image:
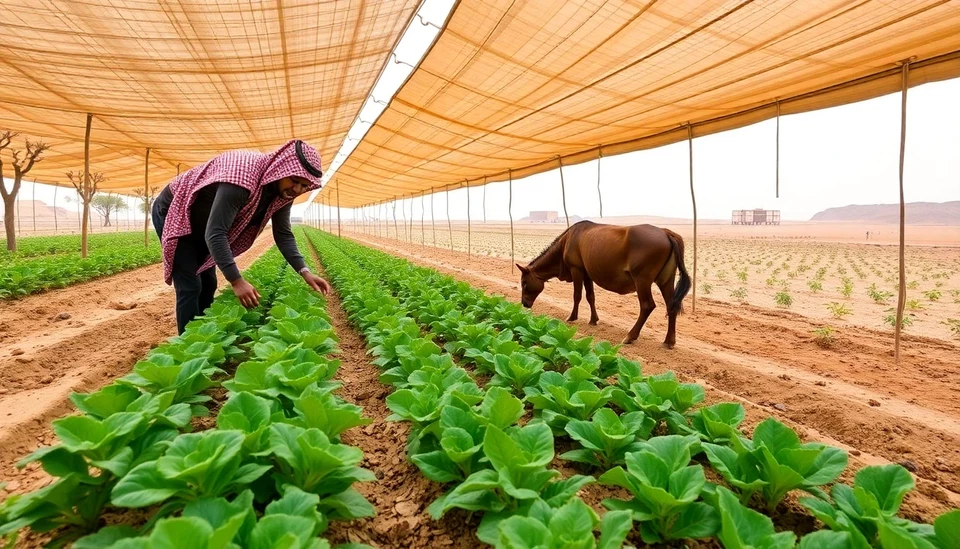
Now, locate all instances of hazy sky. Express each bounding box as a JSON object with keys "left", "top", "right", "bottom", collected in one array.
[{"left": 313, "top": 76, "right": 959, "bottom": 223}]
